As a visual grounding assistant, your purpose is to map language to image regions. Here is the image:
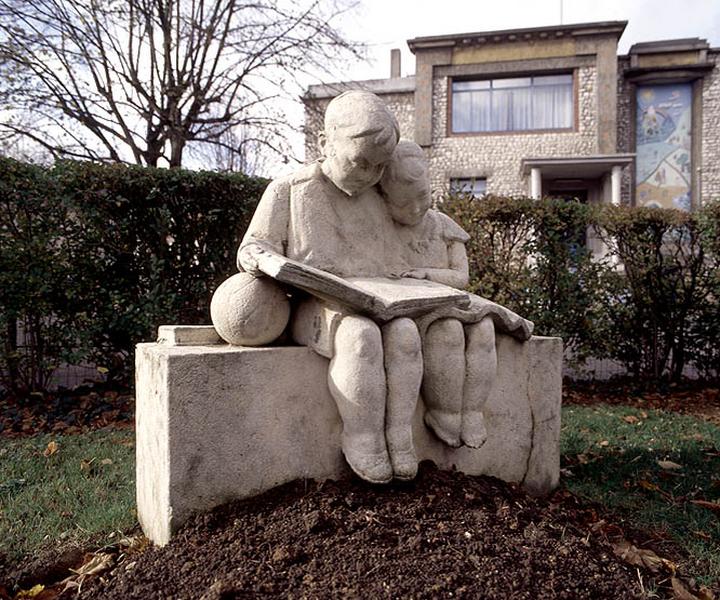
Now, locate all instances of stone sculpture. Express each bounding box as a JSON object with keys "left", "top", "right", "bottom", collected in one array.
[{"left": 214, "top": 91, "right": 533, "bottom": 485}]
